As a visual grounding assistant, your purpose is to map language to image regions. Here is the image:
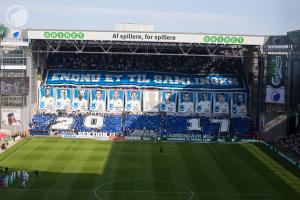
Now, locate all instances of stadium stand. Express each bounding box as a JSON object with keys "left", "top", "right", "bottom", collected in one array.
[
  {"left": 124, "top": 114, "right": 164, "bottom": 131},
  {"left": 30, "top": 42, "right": 252, "bottom": 140},
  {"left": 30, "top": 113, "right": 123, "bottom": 135},
  {"left": 46, "top": 54, "right": 241, "bottom": 74},
  {"left": 30, "top": 113, "right": 253, "bottom": 139},
  {"left": 31, "top": 113, "right": 55, "bottom": 132},
  {"left": 280, "top": 134, "right": 300, "bottom": 156},
  {"left": 230, "top": 117, "right": 253, "bottom": 136}
]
